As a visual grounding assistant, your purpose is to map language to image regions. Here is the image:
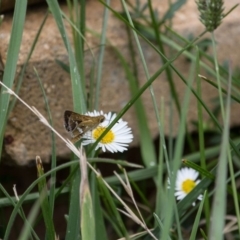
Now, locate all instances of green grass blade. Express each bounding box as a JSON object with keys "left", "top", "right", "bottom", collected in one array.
[
  {"left": 0, "top": 186, "right": 69, "bottom": 208},
  {"left": 182, "top": 160, "right": 214, "bottom": 180},
  {"left": 36, "top": 157, "right": 56, "bottom": 239},
  {"left": 189, "top": 191, "right": 206, "bottom": 240},
  {"left": 46, "top": 2, "right": 87, "bottom": 239},
  {"left": 3, "top": 161, "right": 76, "bottom": 239},
  {"left": 94, "top": 0, "right": 109, "bottom": 110},
  {"left": 72, "top": 0, "right": 86, "bottom": 101},
  {"left": 8, "top": 11, "right": 49, "bottom": 115},
  {"left": 0, "top": 185, "right": 39, "bottom": 240},
  {"left": 34, "top": 68, "right": 57, "bottom": 217},
  {"left": 0, "top": 0, "right": 27, "bottom": 159},
  {"left": 177, "top": 172, "right": 213, "bottom": 216},
  {"left": 114, "top": 47, "right": 156, "bottom": 167},
  {"left": 79, "top": 148, "right": 95, "bottom": 240},
  {"left": 197, "top": 68, "right": 211, "bottom": 230},
  {"left": 162, "top": 51, "right": 198, "bottom": 238},
  {"left": 199, "top": 75, "right": 240, "bottom": 103},
  {"left": 46, "top": 0, "right": 86, "bottom": 112},
  {"left": 65, "top": 170, "right": 81, "bottom": 240},
  {"left": 209, "top": 67, "right": 231, "bottom": 239},
  {"left": 98, "top": 176, "right": 128, "bottom": 238},
  {"left": 147, "top": 0, "right": 180, "bottom": 117},
  {"left": 90, "top": 173, "right": 108, "bottom": 240},
  {"left": 18, "top": 199, "right": 41, "bottom": 240},
  {"left": 155, "top": 103, "right": 166, "bottom": 222}
]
